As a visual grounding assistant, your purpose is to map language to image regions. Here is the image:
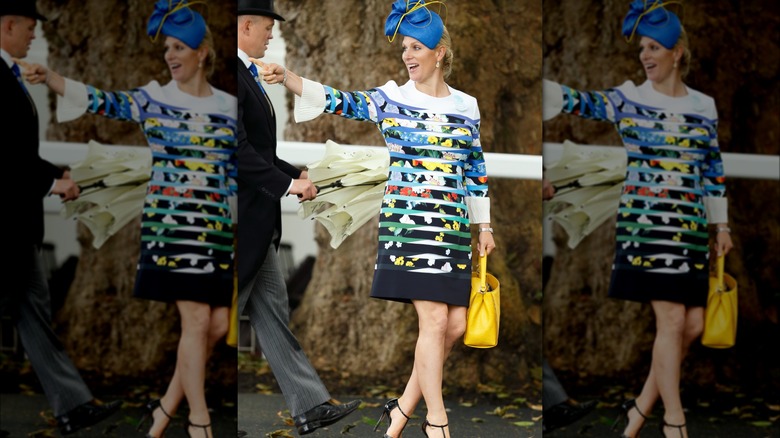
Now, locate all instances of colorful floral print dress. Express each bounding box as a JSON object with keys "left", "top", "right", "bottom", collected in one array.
[
  {"left": 553, "top": 80, "right": 726, "bottom": 306},
  {"left": 59, "top": 80, "right": 237, "bottom": 306},
  {"left": 296, "top": 79, "right": 489, "bottom": 306}
]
